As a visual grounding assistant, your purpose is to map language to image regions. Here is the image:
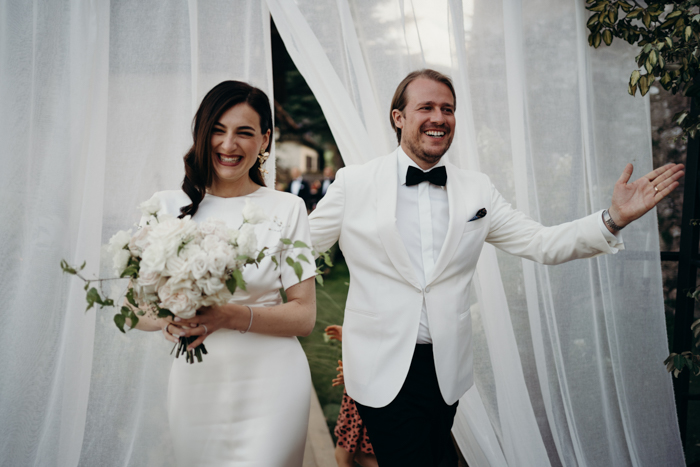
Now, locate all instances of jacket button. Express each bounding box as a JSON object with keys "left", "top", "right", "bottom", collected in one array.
[{"left": 425, "top": 287, "right": 431, "bottom": 293}]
